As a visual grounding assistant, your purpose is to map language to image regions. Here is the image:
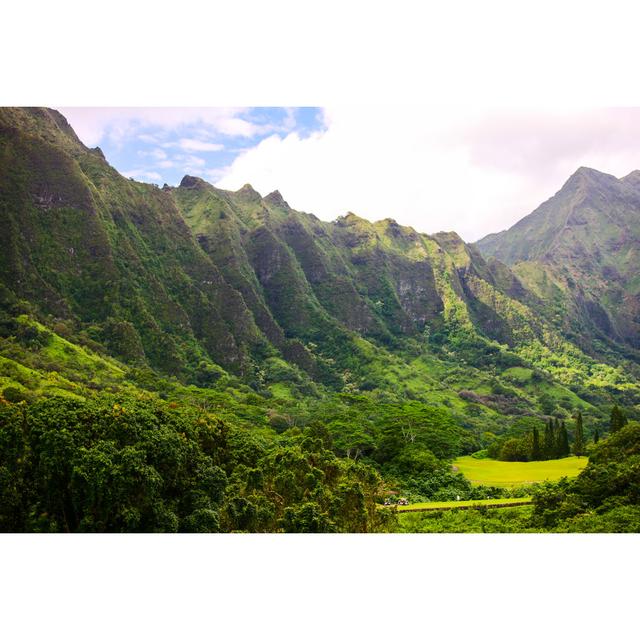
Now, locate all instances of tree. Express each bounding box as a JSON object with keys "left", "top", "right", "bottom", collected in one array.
[
  {"left": 543, "top": 419, "right": 555, "bottom": 460},
  {"left": 531, "top": 426, "right": 542, "bottom": 461},
  {"left": 593, "top": 429, "right": 599, "bottom": 444},
  {"left": 328, "top": 421, "right": 375, "bottom": 460},
  {"left": 394, "top": 446, "right": 441, "bottom": 475},
  {"left": 573, "top": 411, "right": 585, "bottom": 457},
  {"left": 1, "top": 386, "right": 28, "bottom": 403},
  {"left": 610, "top": 405, "right": 628, "bottom": 434},
  {"left": 557, "top": 422, "right": 570, "bottom": 457},
  {"left": 539, "top": 392, "right": 556, "bottom": 416},
  {"left": 280, "top": 502, "right": 334, "bottom": 533},
  {"left": 500, "top": 438, "right": 529, "bottom": 462}
]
